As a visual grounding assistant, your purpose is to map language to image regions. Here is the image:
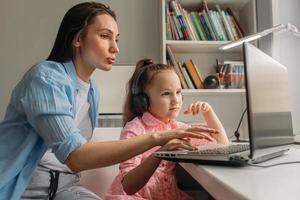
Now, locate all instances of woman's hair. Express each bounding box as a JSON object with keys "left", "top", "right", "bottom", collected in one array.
[
  {"left": 47, "top": 2, "right": 116, "bottom": 62},
  {"left": 122, "top": 58, "right": 175, "bottom": 126}
]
